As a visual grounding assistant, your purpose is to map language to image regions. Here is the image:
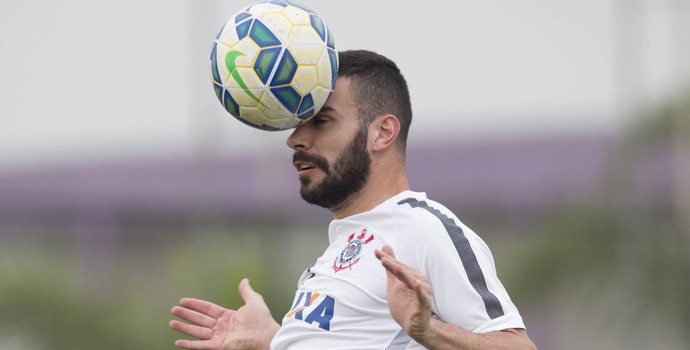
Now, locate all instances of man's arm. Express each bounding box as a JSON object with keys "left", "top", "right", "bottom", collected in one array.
[
  {"left": 374, "top": 246, "right": 537, "bottom": 350},
  {"left": 418, "top": 320, "right": 534, "bottom": 350}
]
